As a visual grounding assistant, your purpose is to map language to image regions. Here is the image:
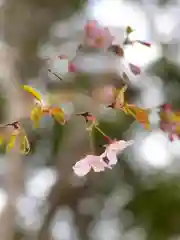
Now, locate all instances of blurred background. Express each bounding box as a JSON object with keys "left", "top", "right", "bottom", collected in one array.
[{"left": 1, "top": 0, "right": 180, "bottom": 239}]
